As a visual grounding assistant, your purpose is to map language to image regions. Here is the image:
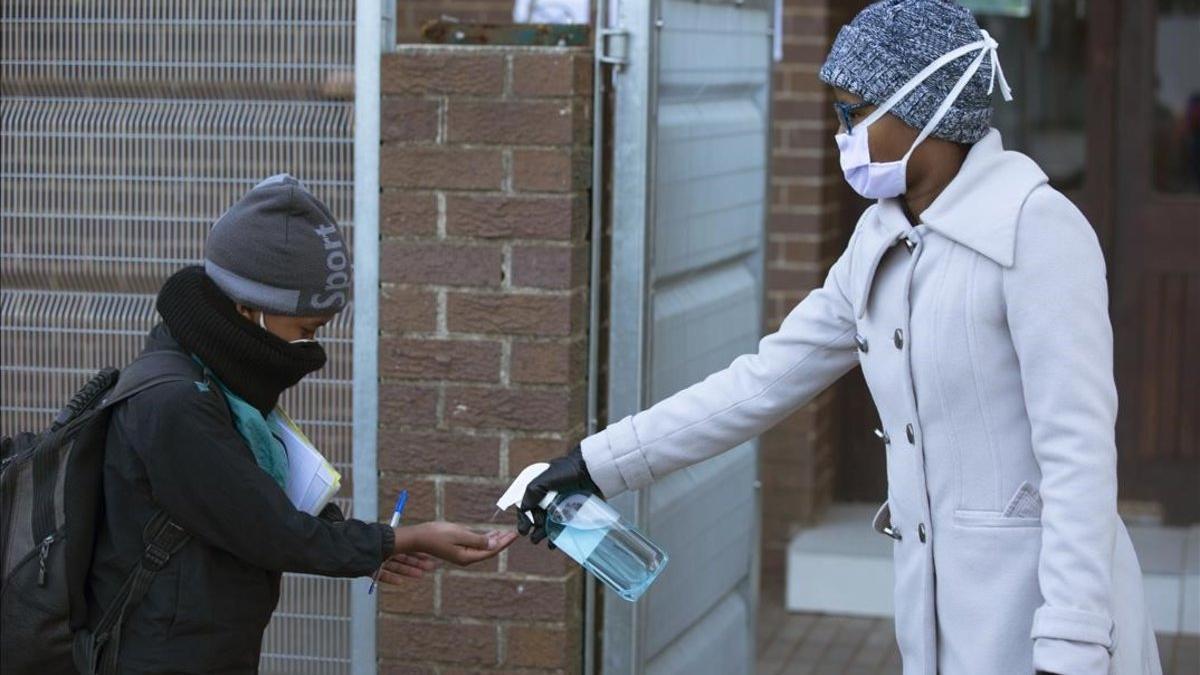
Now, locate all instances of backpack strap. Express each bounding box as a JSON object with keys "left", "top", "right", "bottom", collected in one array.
[
  {"left": 74, "top": 349, "right": 208, "bottom": 675},
  {"left": 100, "top": 349, "right": 205, "bottom": 410},
  {"left": 85, "top": 512, "right": 190, "bottom": 675}
]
